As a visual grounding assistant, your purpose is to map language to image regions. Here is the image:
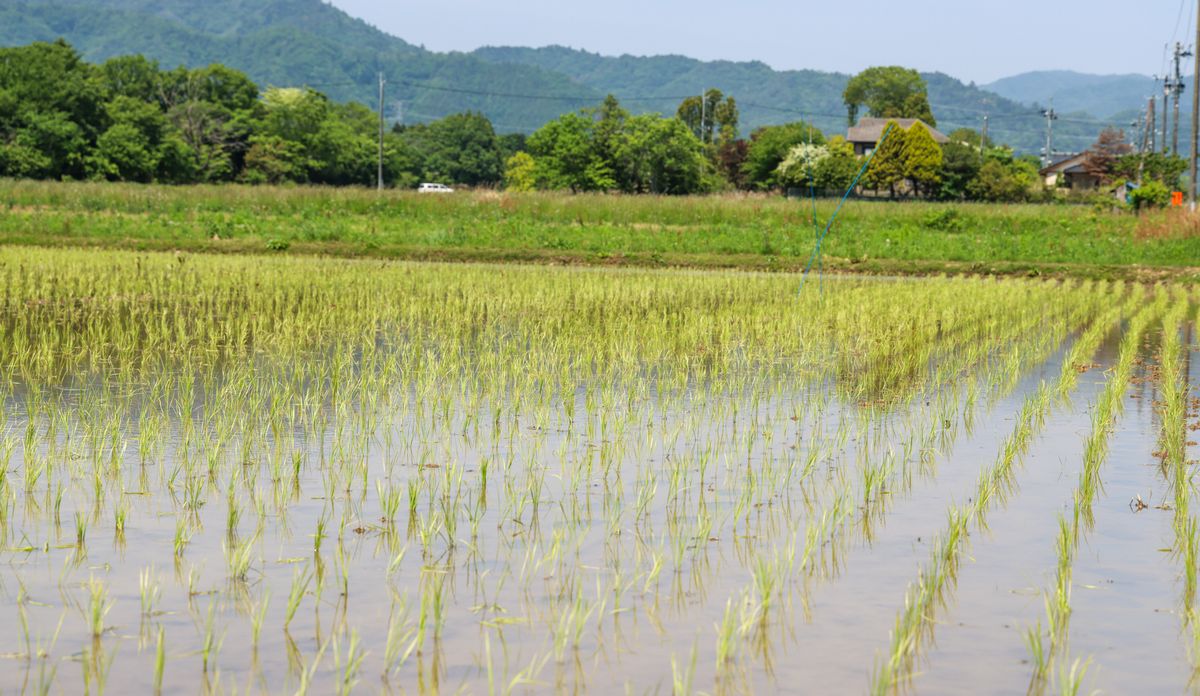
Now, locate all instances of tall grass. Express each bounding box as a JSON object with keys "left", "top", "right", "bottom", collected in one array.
[{"left": 1, "top": 179, "right": 1195, "bottom": 275}]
